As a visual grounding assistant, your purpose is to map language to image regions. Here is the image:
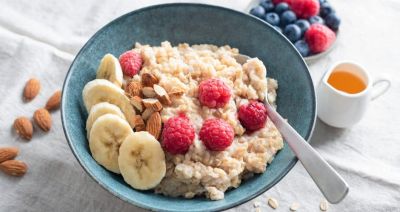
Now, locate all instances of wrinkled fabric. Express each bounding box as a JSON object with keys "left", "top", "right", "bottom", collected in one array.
[{"left": 0, "top": 0, "right": 399, "bottom": 211}]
